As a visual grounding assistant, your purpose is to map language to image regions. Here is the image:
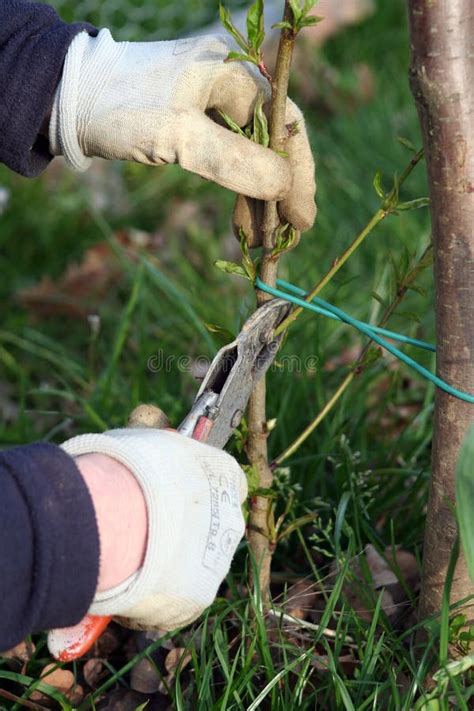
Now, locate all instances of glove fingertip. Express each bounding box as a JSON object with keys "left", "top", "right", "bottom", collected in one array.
[{"left": 281, "top": 196, "right": 317, "bottom": 234}]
